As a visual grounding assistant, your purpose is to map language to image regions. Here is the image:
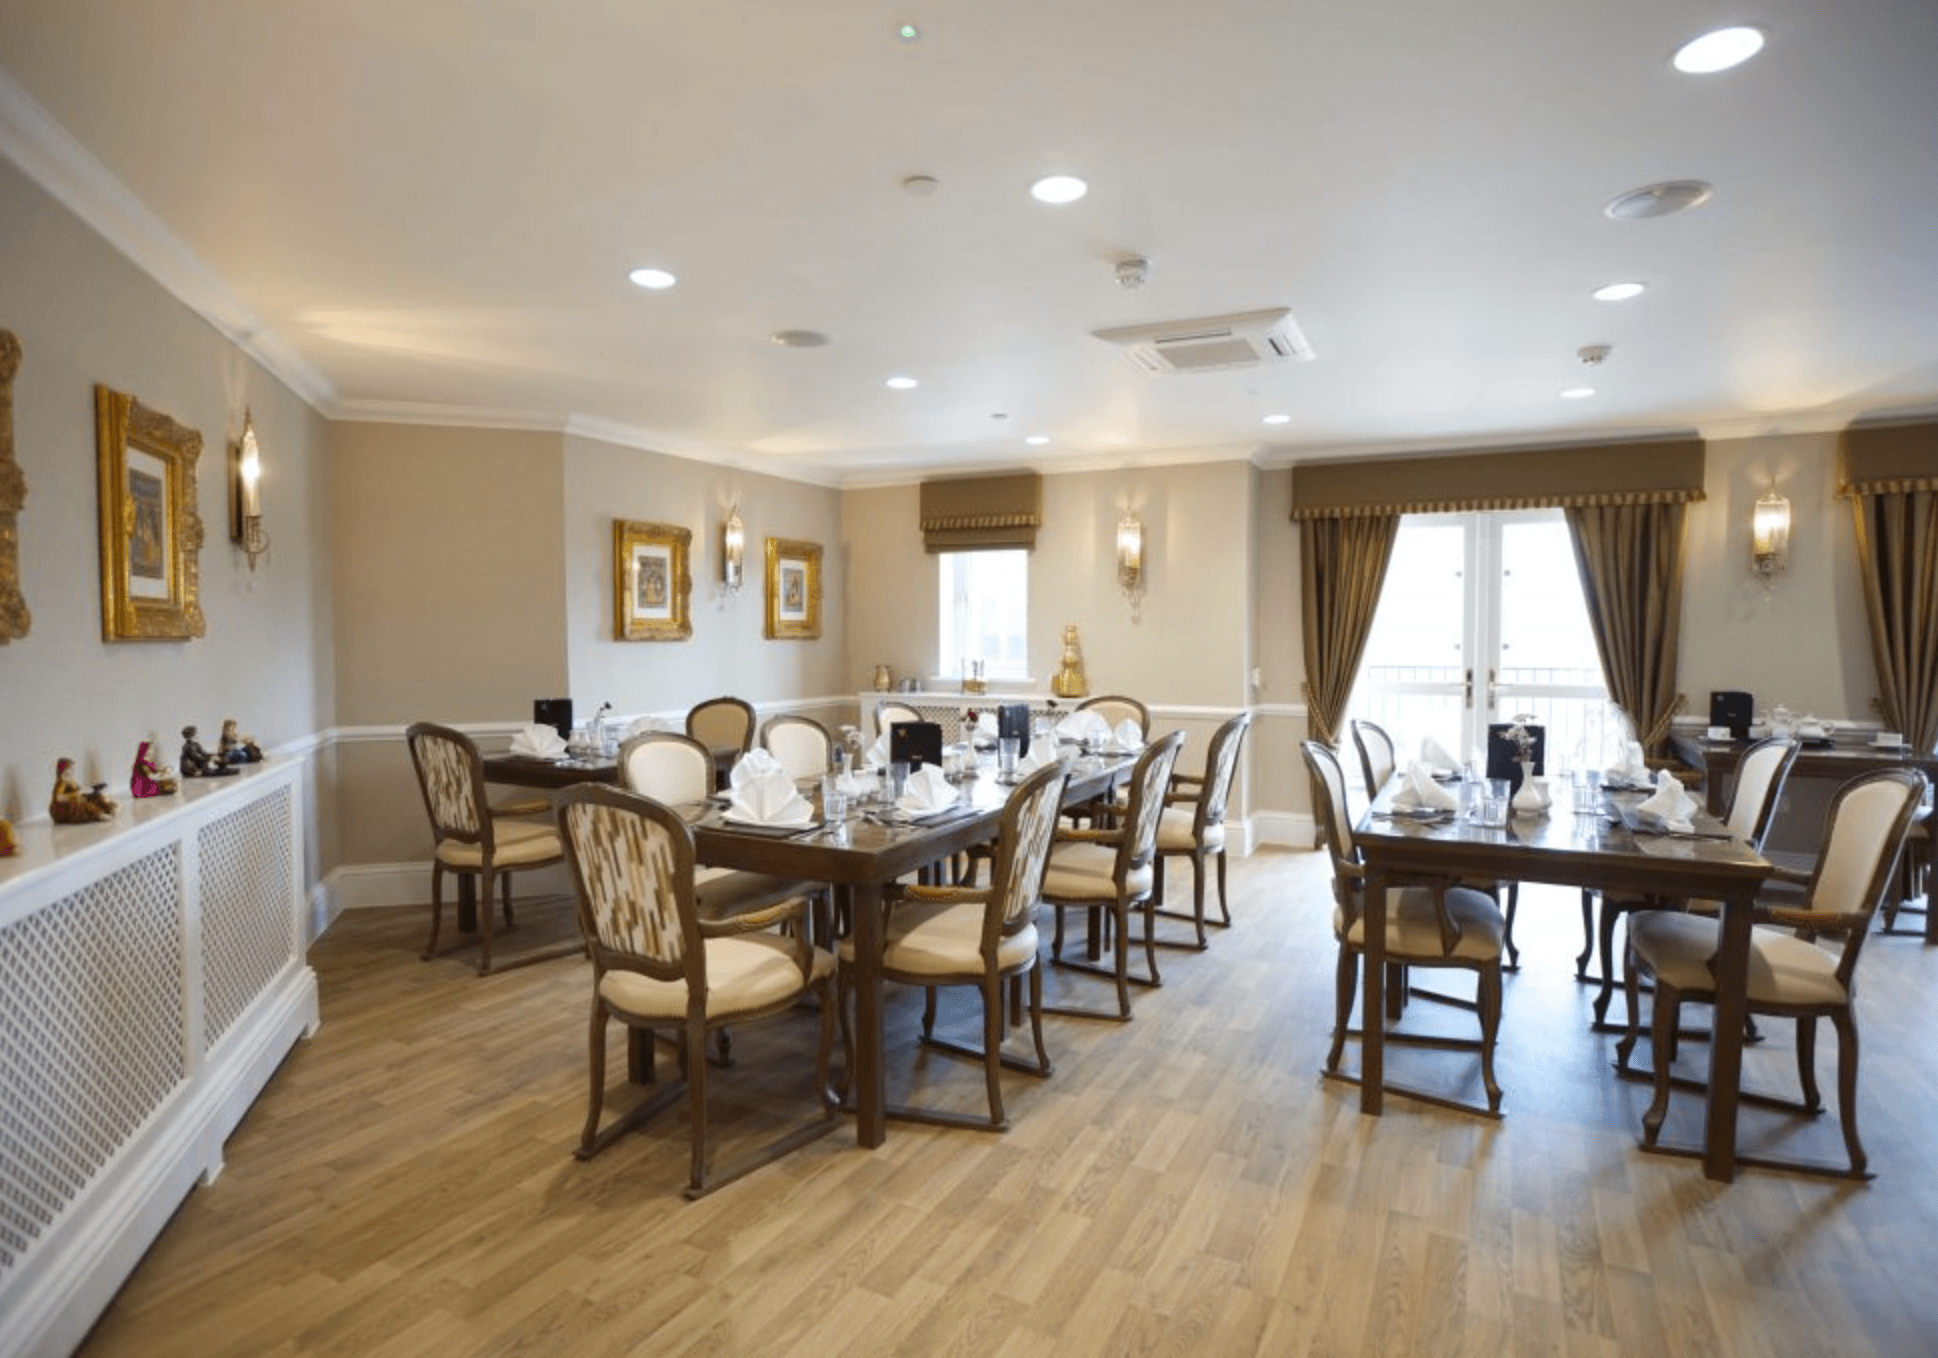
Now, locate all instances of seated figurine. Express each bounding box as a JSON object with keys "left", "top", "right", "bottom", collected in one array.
[
  {"left": 131, "top": 741, "right": 179, "bottom": 798},
  {"left": 219, "top": 718, "right": 264, "bottom": 765},
  {"left": 0, "top": 817, "right": 16, "bottom": 857},
  {"left": 51, "top": 758, "right": 117, "bottom": 824},
  {"left": 178, "top": 725, "right": 234, "bottom": 778}
]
